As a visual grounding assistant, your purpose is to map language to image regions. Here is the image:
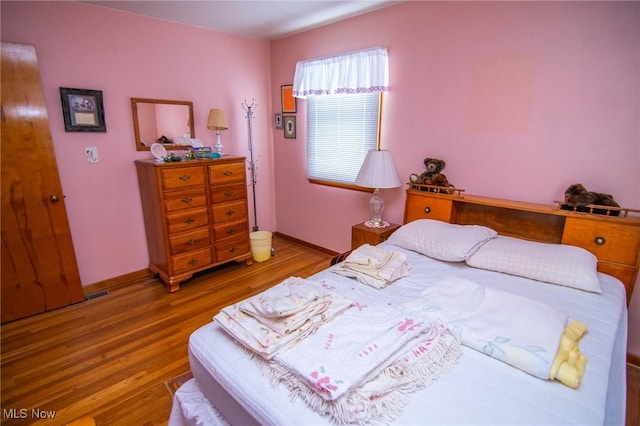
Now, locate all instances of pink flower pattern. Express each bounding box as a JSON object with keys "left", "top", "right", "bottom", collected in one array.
[
  {"left": 309, "top": 369, "right": 341, "bottom": 396},
  {"left": 398, "top": 317, "right": 422, "bottom": 332}
]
